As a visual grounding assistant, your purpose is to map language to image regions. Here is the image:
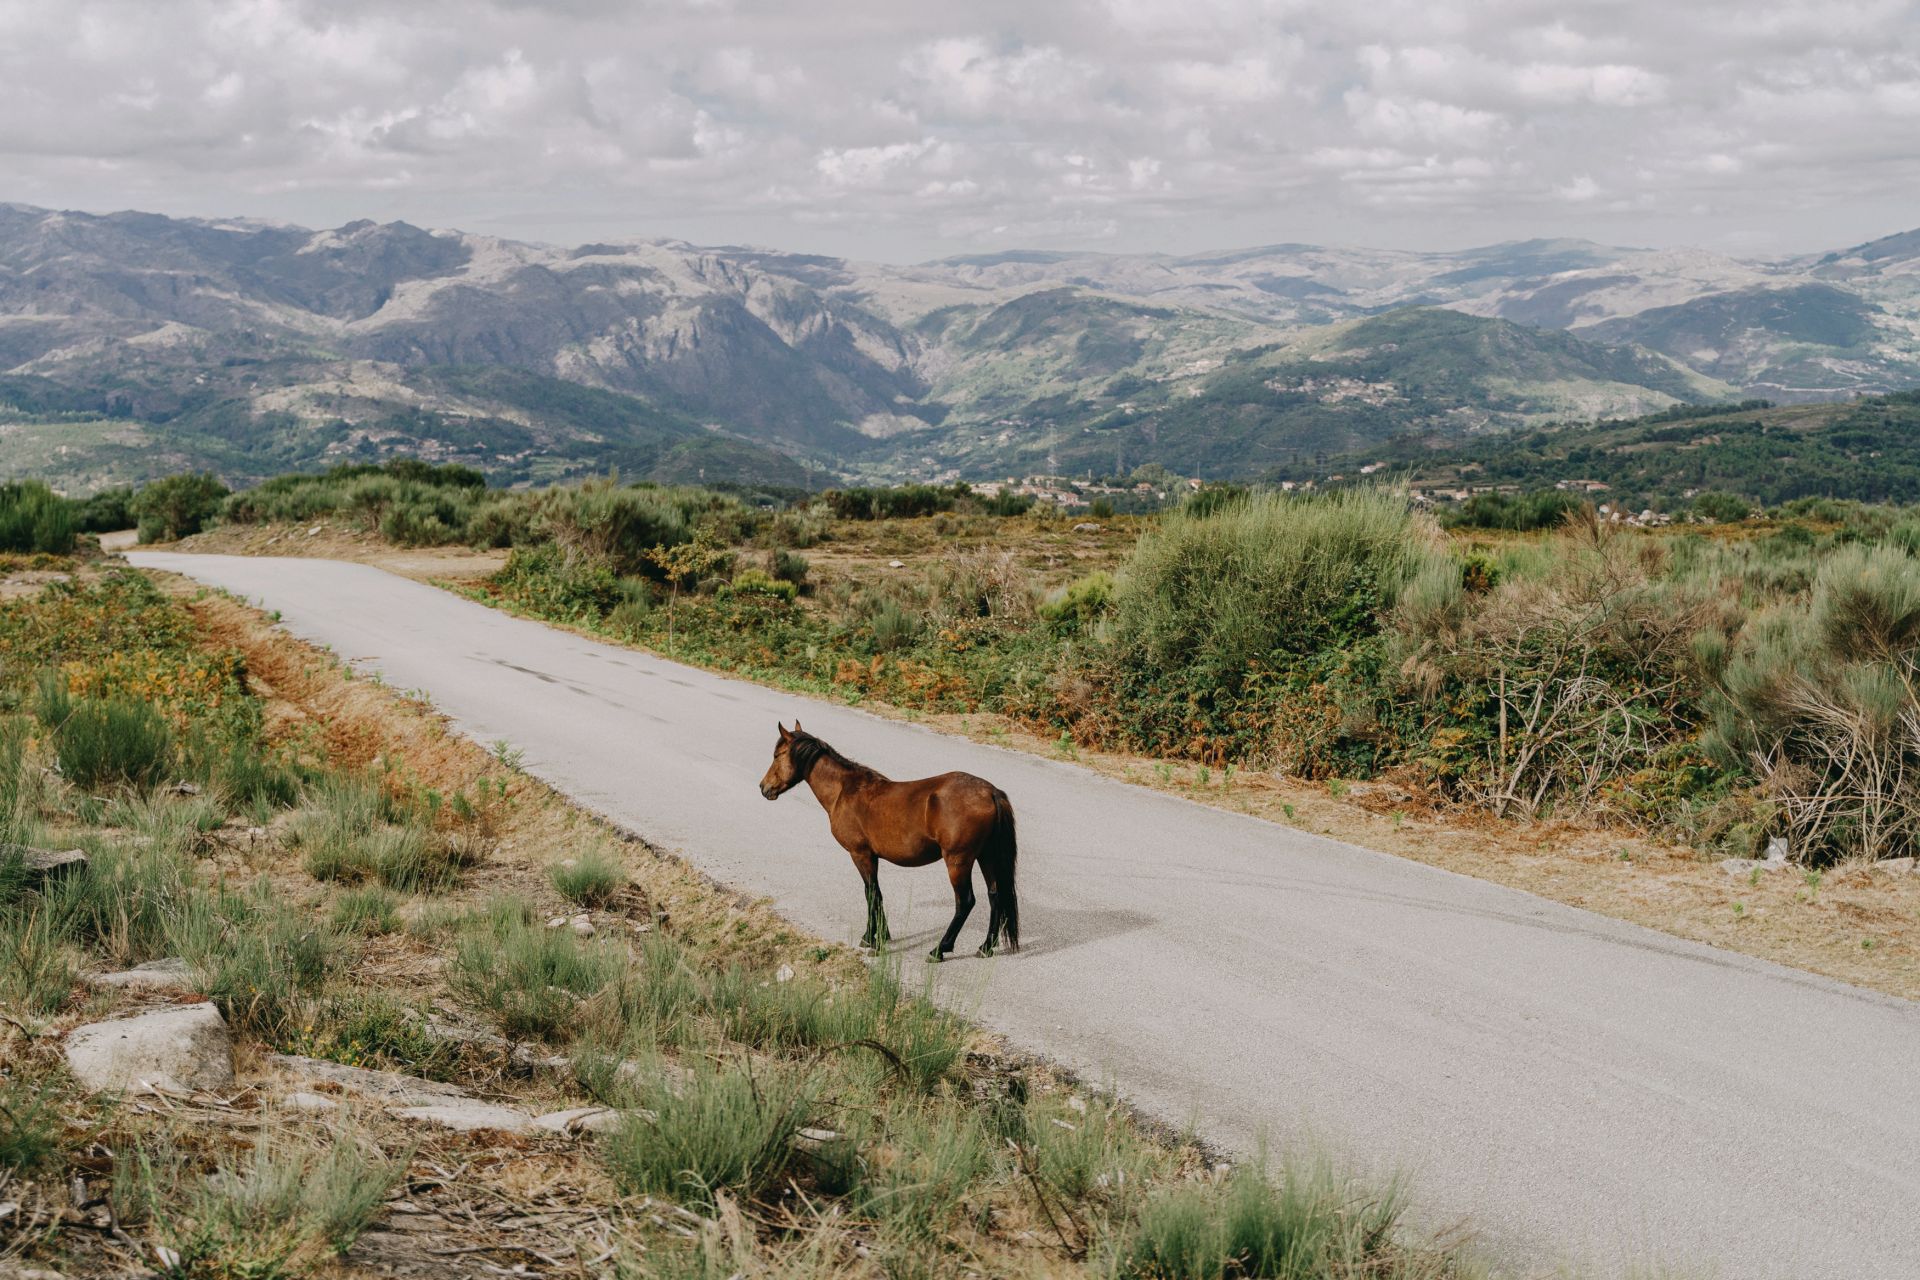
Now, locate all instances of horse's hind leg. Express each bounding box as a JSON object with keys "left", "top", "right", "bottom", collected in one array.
[
  {"left": 978, "top": 863, "right": 1003, "bottom": 957},
  {"left": 930, "top": 853, "right": 976, "bottom": 962}
]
